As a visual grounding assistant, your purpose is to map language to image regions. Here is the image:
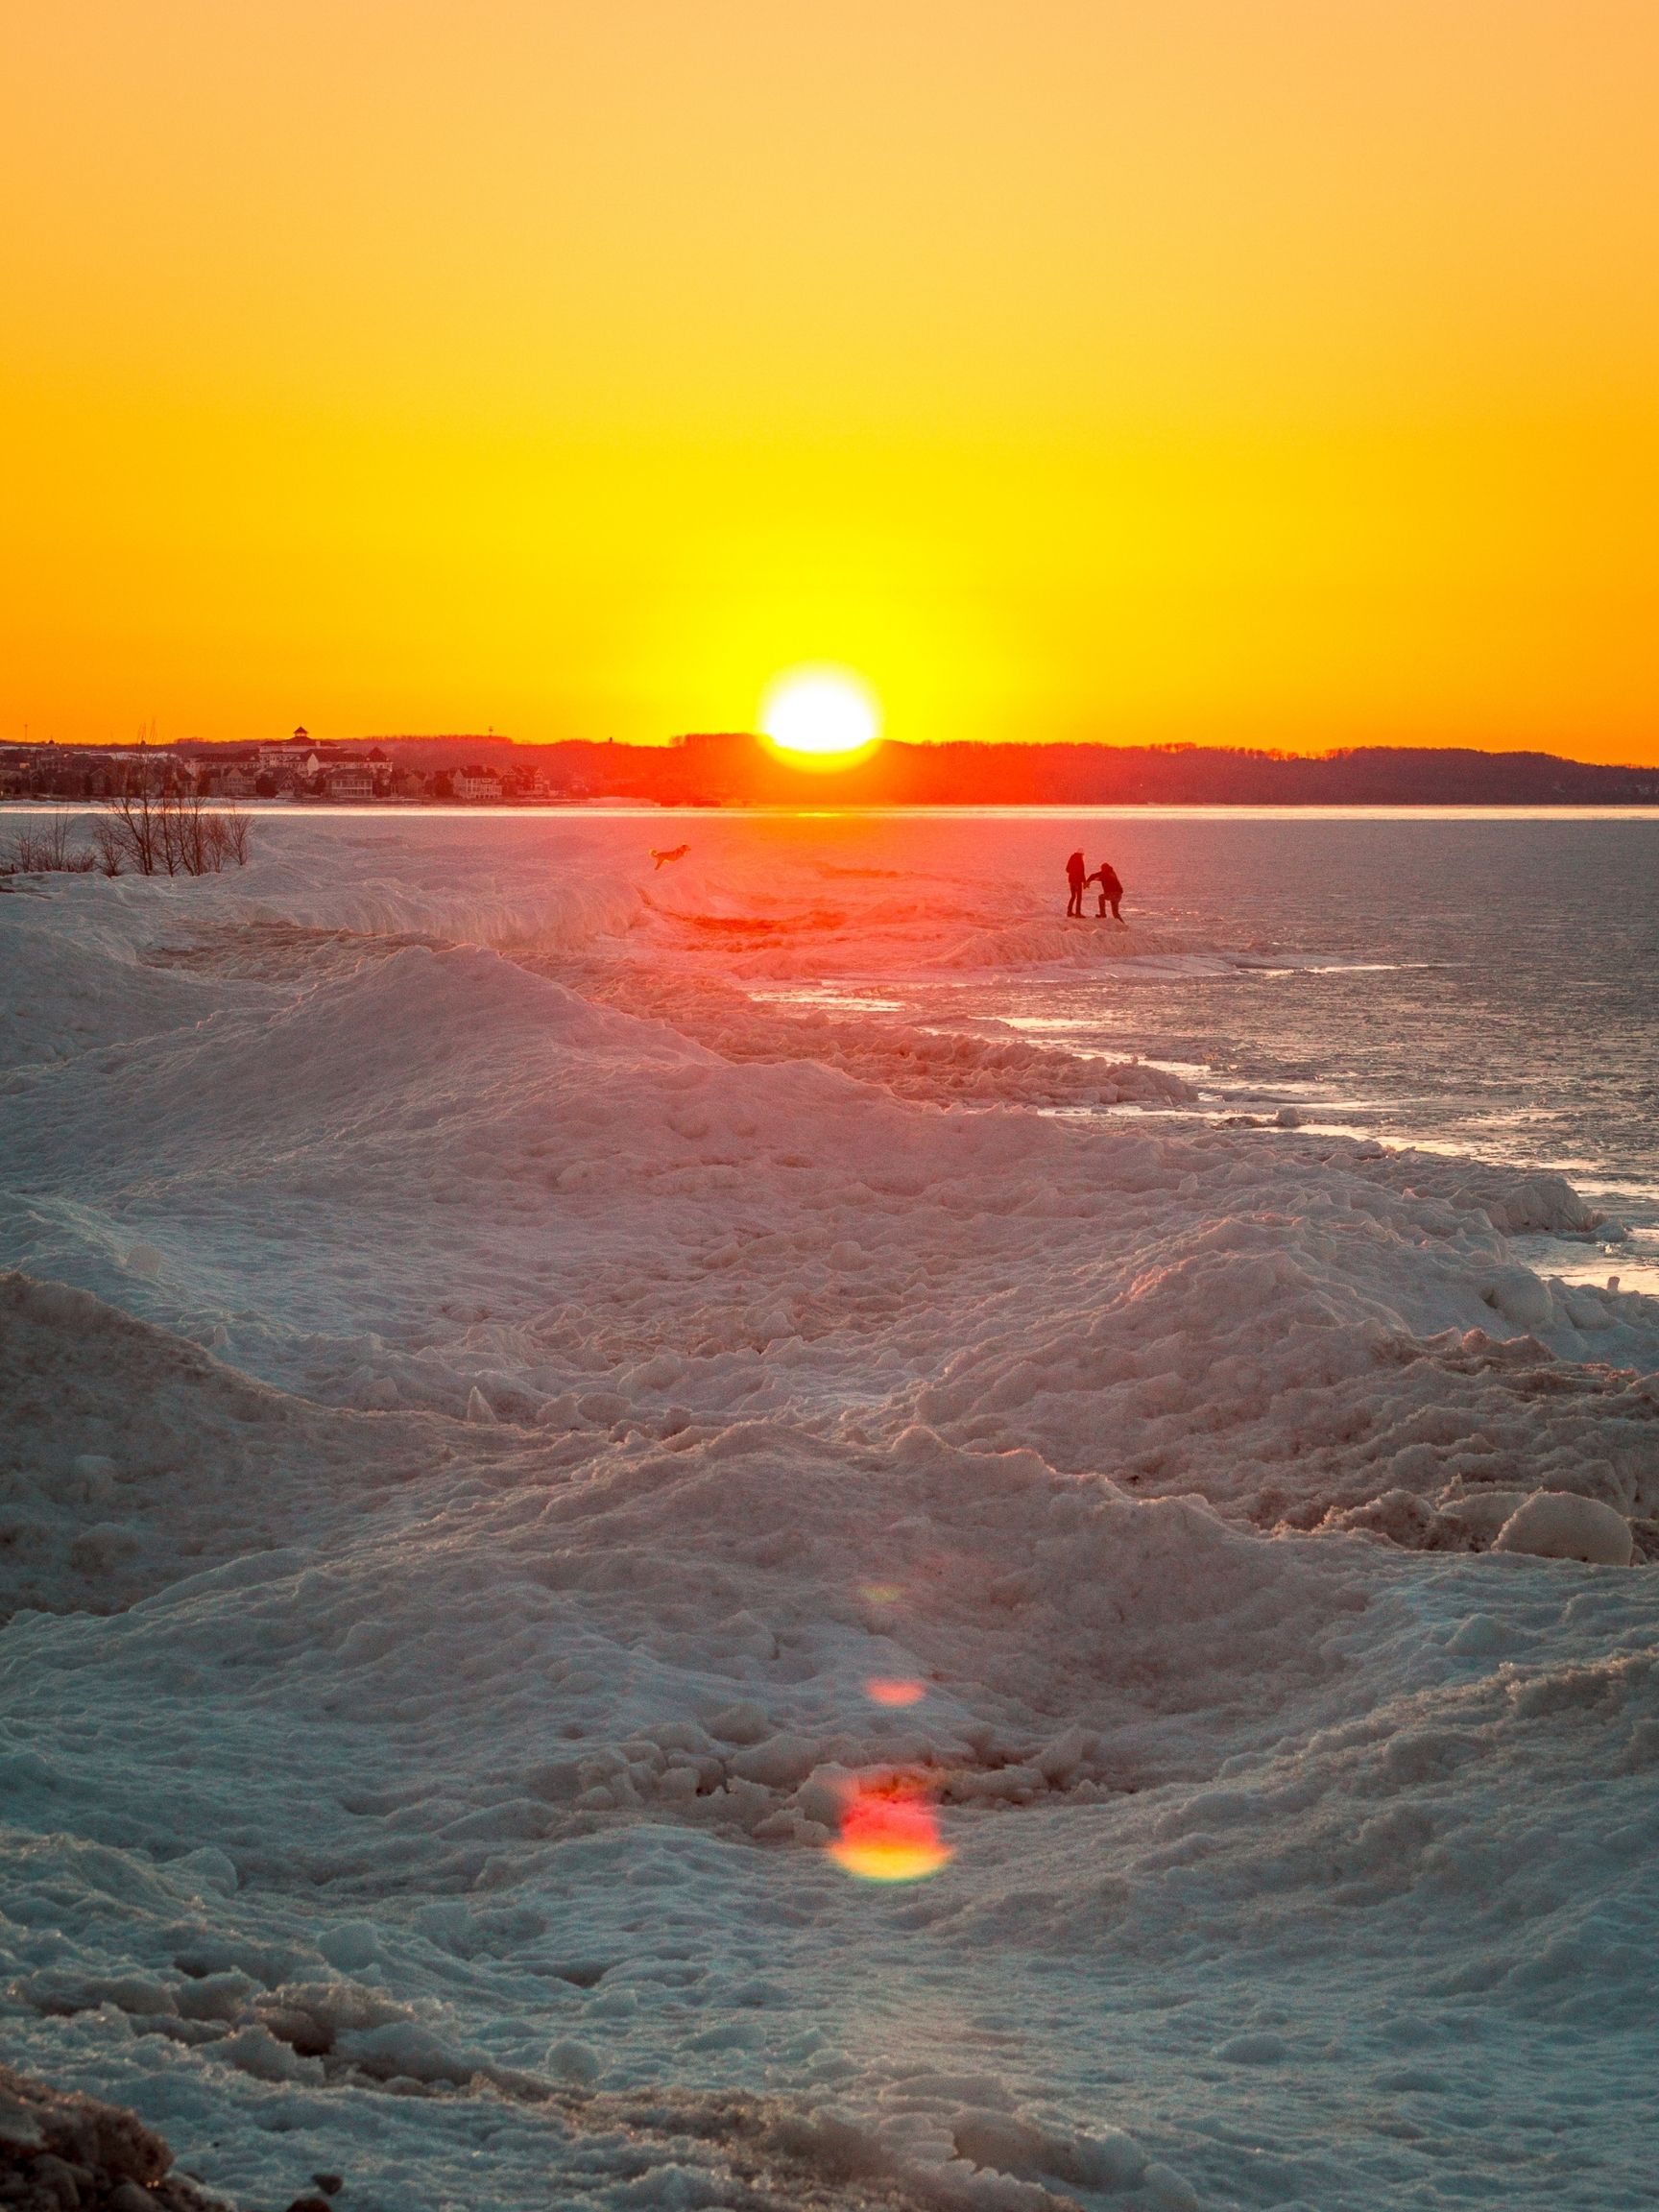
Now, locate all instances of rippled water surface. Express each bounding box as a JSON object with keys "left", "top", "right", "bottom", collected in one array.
[
  {"left": 691, "top": 809, "right": 1659, "bottom": 1278},
  {"left": 922, "top": 816, "right": 1657, "bottom": 1168}
]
